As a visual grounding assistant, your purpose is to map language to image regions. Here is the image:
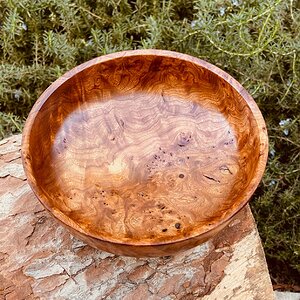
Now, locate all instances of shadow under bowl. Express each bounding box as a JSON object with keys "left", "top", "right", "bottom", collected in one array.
[{"left": 22, "top": 50, "right": 268, "bottom": 257}]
